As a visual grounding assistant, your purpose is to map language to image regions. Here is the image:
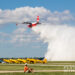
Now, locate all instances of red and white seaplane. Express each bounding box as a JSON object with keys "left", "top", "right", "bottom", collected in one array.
[{"left": 16, "top": 16, "right": 41, "bottom": 28}]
